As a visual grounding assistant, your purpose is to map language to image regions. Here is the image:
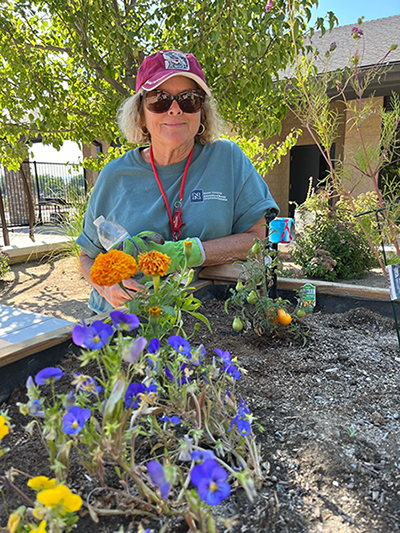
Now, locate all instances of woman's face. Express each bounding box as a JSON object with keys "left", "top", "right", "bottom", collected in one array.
[{"left": 142, "top": 76, "right": 201, "bottom": 156}]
